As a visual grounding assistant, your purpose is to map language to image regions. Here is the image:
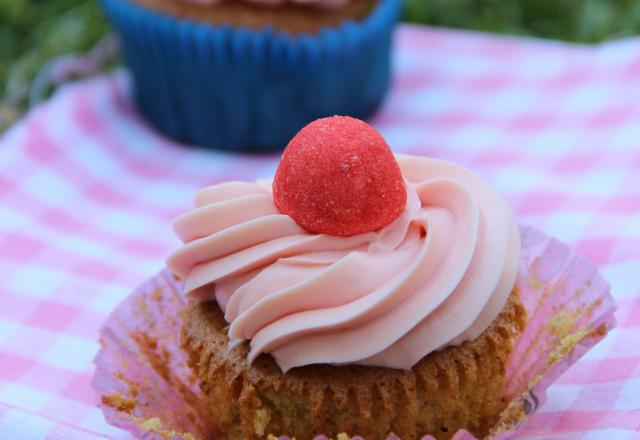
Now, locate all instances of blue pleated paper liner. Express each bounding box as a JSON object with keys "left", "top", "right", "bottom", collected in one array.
[{"left": 100, "top": 0, "right": 402, "bottom": 151}]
